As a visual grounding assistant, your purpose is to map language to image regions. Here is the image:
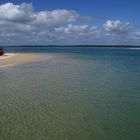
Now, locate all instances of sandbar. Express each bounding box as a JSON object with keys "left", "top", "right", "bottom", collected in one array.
[{"left": 0, "top": 53, "right": 42, "bottom": 68}]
